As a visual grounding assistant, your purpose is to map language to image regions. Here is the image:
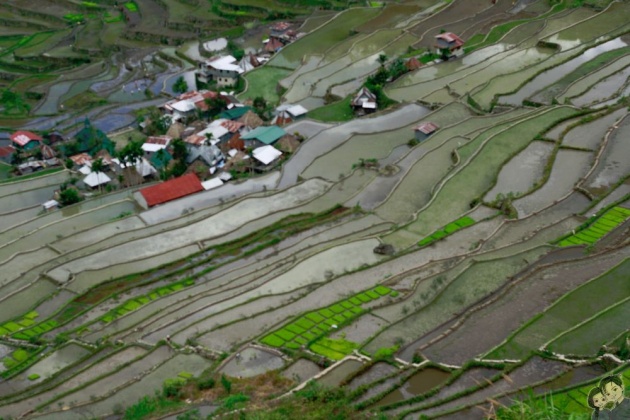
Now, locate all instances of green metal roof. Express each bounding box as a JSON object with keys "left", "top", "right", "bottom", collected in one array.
[
  {"left": 241, "top": 125, "right": 286, "bottom": 145},
  {"left": 219, "top": 106, "right": 252, "bottom": 120}
]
